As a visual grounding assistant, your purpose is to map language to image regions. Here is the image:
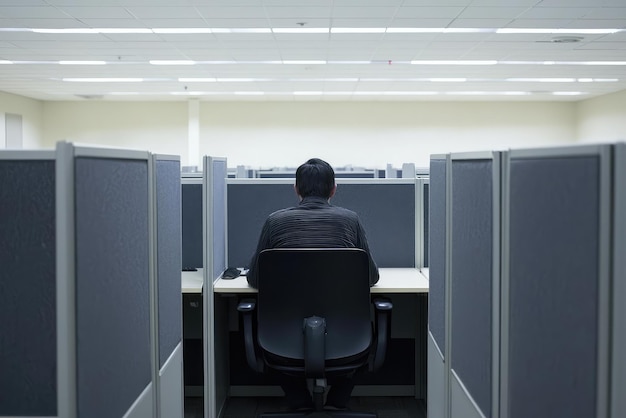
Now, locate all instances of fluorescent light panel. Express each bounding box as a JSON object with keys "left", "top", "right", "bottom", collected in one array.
[
  {"left": 5, "top": 27, "right": 624, "bottom": 36},
  {"left": 63, "top": 78, "right": 143, "bottom": 82},
  {"left": 273, "top": 28, "right": 329, "bottom": 33},
  {"left": 412, "top": 60, "right": 497, "bottom": 65}
]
